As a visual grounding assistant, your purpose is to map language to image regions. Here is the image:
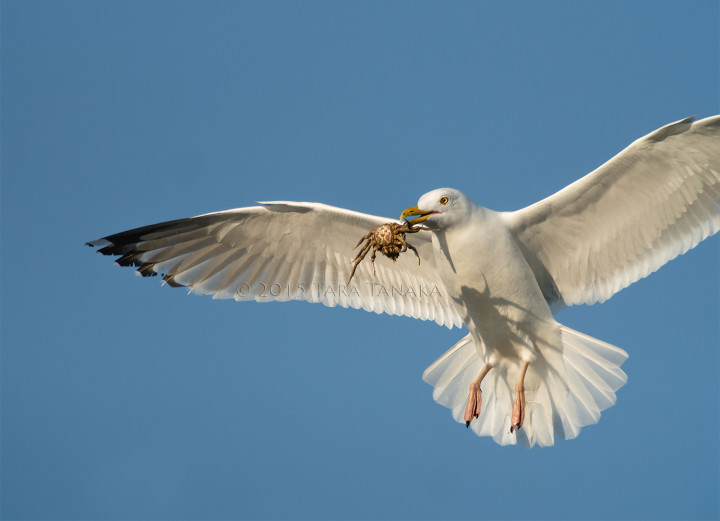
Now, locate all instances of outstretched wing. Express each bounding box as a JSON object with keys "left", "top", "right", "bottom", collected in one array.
[
  {"left": 88, "top": 202, "right": 462, "bottom": 328},
  {"left": 506, "top": 115, "right": 720, "bottom": 309}
]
